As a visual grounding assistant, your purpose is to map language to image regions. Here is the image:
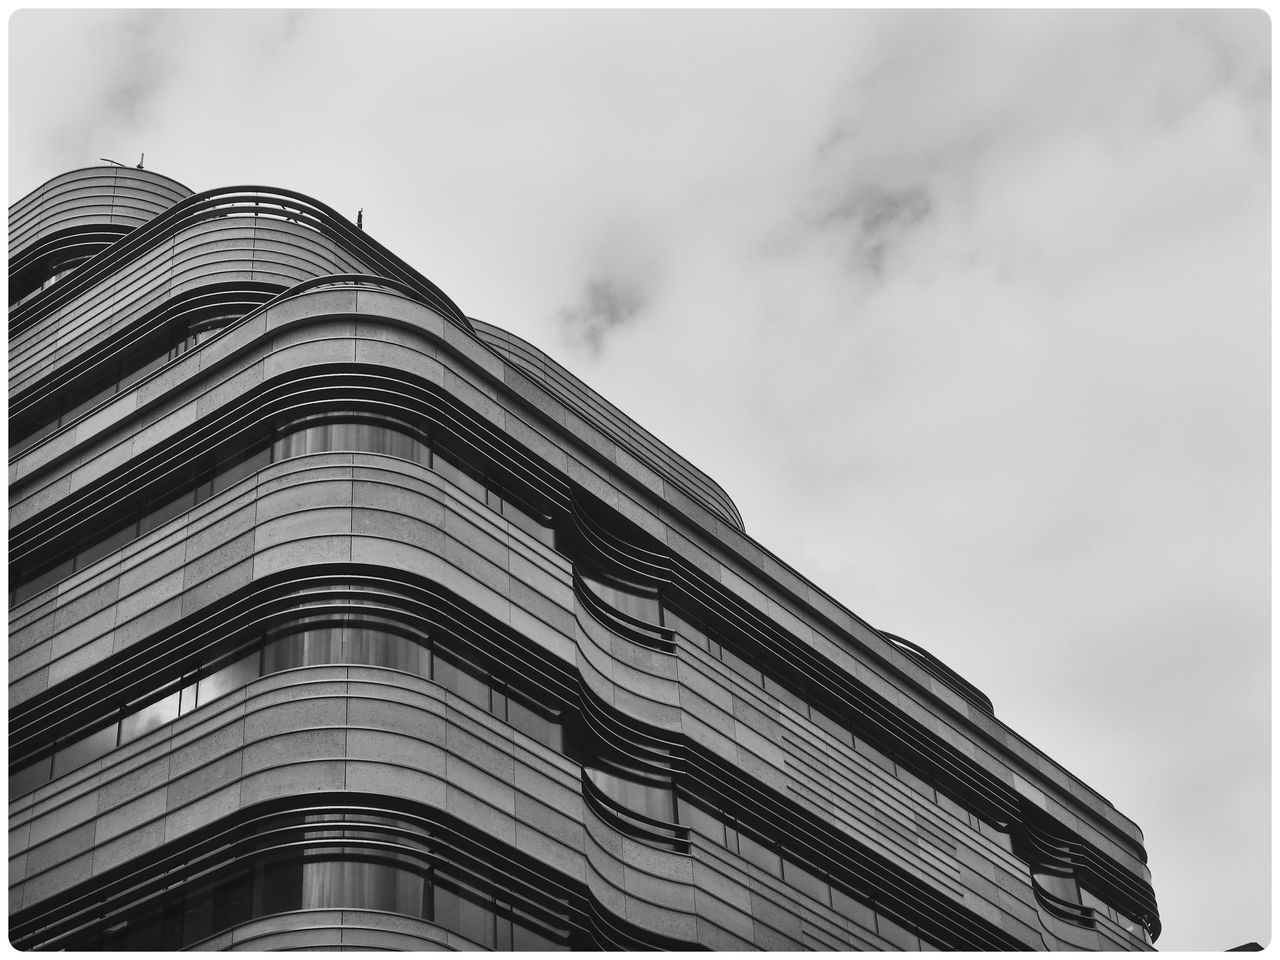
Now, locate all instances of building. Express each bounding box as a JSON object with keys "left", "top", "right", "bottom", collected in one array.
[{"left": 9, "top": 166, "right": 1160, "bottom": 951}]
